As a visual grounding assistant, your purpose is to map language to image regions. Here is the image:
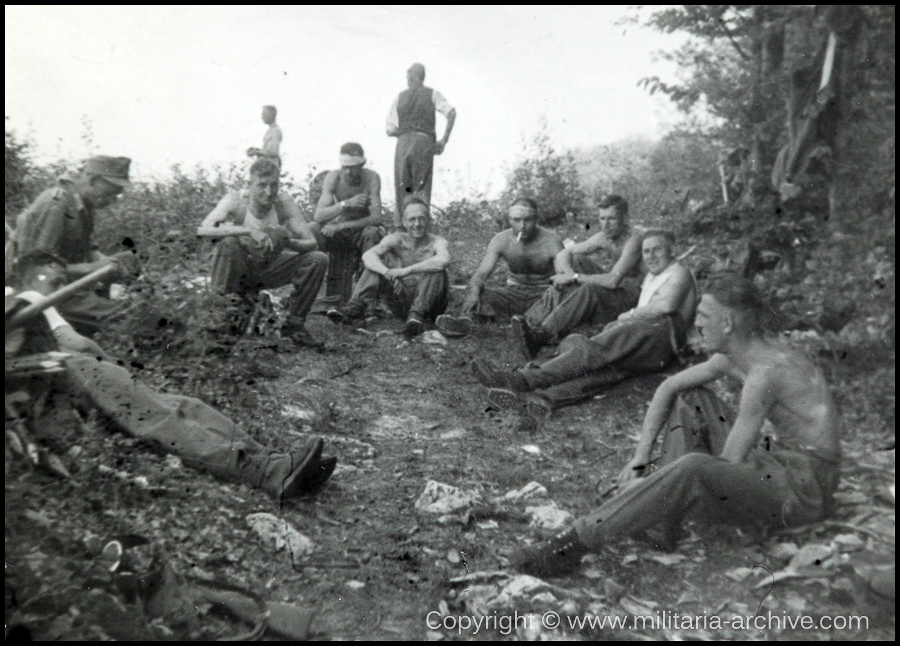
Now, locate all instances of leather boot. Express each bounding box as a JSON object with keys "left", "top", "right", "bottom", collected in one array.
[
  {"left": 241, "top": 438, "right": 323, "bottom": 501},
  {"left": 508, "top": 528, "right": 591, "bottom": 577}
]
